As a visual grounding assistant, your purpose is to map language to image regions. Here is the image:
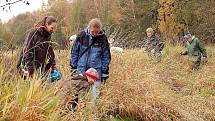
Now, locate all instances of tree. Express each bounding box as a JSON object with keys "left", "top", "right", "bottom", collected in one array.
[{"left": 6, "top": 12, "right": 34, "bottom": 46}]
